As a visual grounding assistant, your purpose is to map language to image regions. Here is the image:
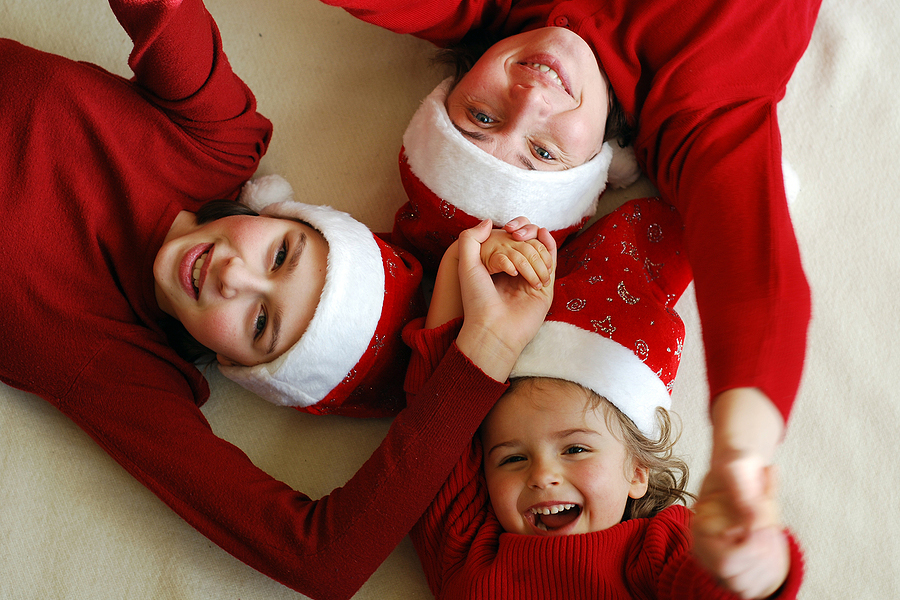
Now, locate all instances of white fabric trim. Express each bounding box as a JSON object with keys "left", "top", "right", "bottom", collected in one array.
[
  {"left": 219, "top": 199, "right": 385, "bottom": 407},
  {"left": 403, "top": 78, "right": 612, "bottom": 231},
  {"left": 510, "top": 321, "right": 670, "bottom": 436}
]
